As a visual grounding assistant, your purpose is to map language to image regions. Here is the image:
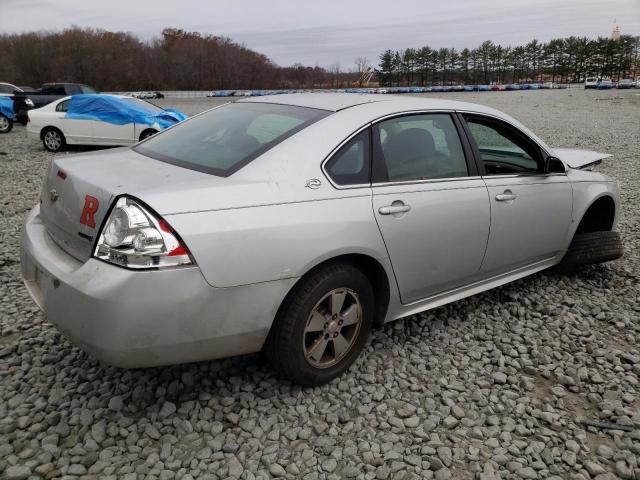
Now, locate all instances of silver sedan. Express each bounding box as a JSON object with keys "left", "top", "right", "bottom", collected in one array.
[{"left": 21, "top": 93, "right": 623, "bottom": 385}]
